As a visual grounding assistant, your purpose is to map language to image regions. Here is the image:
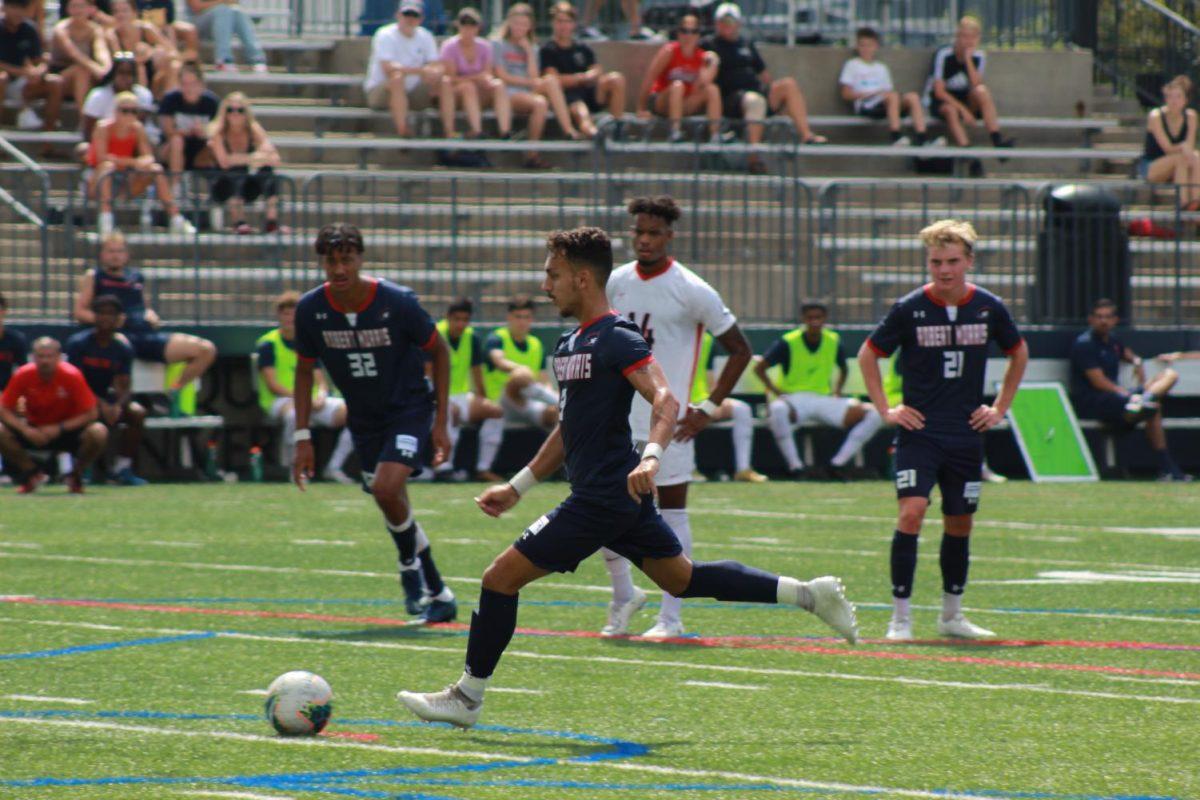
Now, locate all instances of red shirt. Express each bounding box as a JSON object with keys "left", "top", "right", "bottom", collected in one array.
[
  {"left": 0, "top": 362, "right": 97, "bottom": 427},
  {"left": 651, "top": 41, "right": 707, "bottom": 96}
]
